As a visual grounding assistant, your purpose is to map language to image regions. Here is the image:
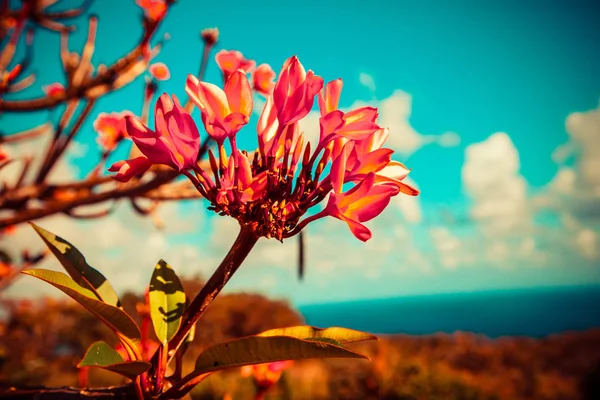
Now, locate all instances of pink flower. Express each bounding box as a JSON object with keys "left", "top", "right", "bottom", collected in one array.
[
  {"left": 320, "top": 173, "right": 400, "bottom": 242},
  {"left": 318, "top": 79, "right": 379, "bottom": 146},
  {"left": 374, "top": 161, "right": 420, "bottom": 195},
  {"left": 273, "top": 56, "right": 323, "bottom": 125},
  {"left": 150, "top": 55, "right": 418, "bottom": 241},
  {"left": 108, "top": 157, "right": 153, "bottom": 182},
  {"left": 149, "top": 62, "right": 170, "bottom": 80},
  {"left": 0, "top": 147, "right": 8, "bottom": 163},
  {"left": 215, "top": 50, "right": 256, "bottom": 80},
  {"left": 1, "top": 64, "right": 21, "bottom": 87},
  {"left": 318, "top": 78, "right": 343, "bottom": 116},
  {"left": 186, "top": 70, "right": 253, "bottom": 144},
  {"left": 330, "top": 132, "right": 419, "bottom": 197},
  {"left": 256, "top": 95, "right": 280, "bottom": 156},
  {"left": 108, "top": 94, "right": 200, "bottom": 180},
  {"left": 42, "top": 82, "right": 65, "bottom": 98},
  {"left": 252, "top": 64, "right": 276, "bottom": 96},
  {"left": 136, "top": 0, "right": 166, "bottom": 21},
  {"left": 94, "top": 111, "right": 135, "bottom": 152},
  {"left": 241, "top": 361, "right": 293, "bottom": 390}
]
